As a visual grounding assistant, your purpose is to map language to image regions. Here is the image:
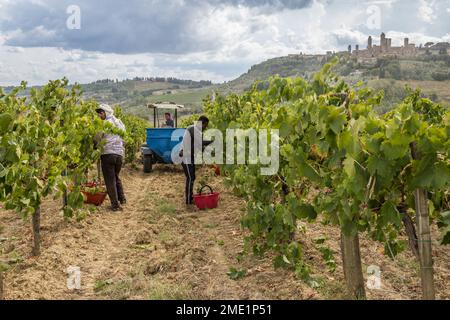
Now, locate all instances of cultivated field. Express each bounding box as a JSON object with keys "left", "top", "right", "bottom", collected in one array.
[{"left": 1, "top": 165, "right": 448, "bottom": 300}]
